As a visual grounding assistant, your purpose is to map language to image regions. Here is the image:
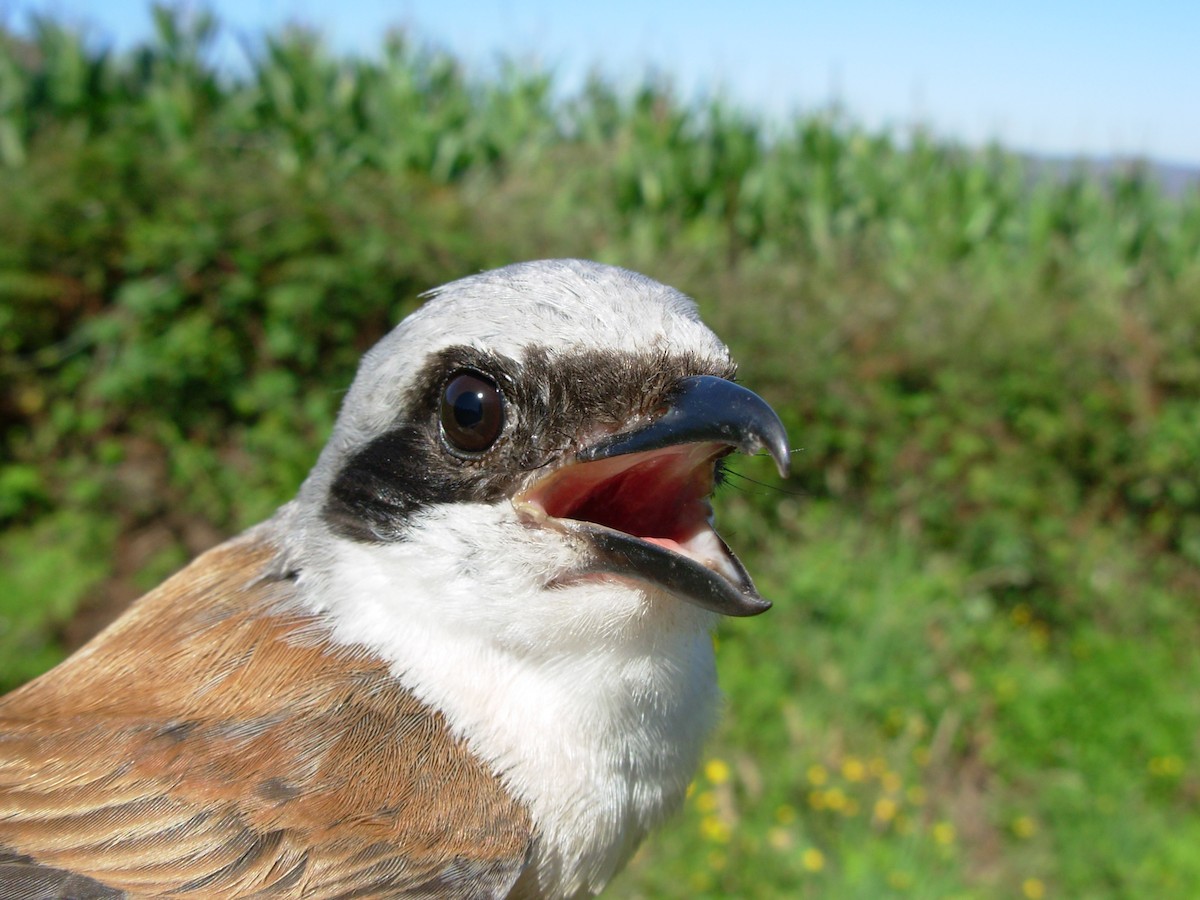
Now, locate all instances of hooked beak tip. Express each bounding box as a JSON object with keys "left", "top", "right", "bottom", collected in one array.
[{"left": 580, "top": 375, "right": 791, "bottom": 480}]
